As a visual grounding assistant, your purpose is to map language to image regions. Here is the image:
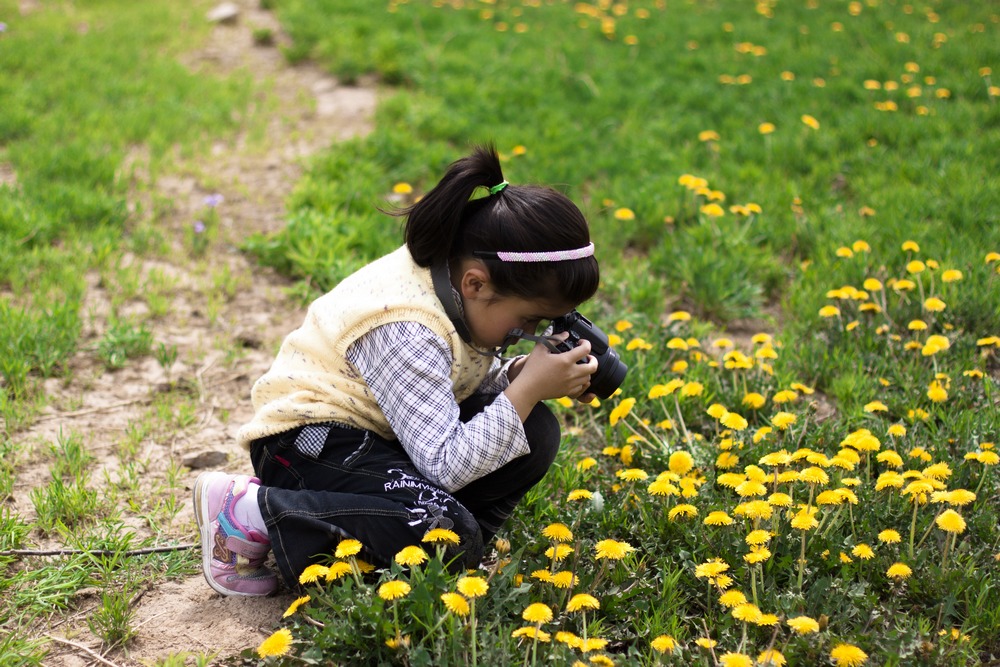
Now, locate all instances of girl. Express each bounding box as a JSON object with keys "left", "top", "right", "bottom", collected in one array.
[{"left": 194, "top": 145, "right": 601, "bottom": 596}]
